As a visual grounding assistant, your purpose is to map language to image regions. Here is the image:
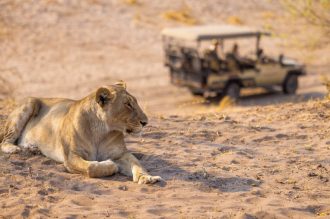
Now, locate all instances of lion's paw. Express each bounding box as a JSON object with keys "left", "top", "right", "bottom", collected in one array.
[
  {"left": 87, "top": 160, "right": 118, "bottom": 178},
  {"left": 138, "top": 175, "right": 163, "bottom": 184},
  {"left": 1, "top": 143, "right": 21, "bottom": 154}
]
